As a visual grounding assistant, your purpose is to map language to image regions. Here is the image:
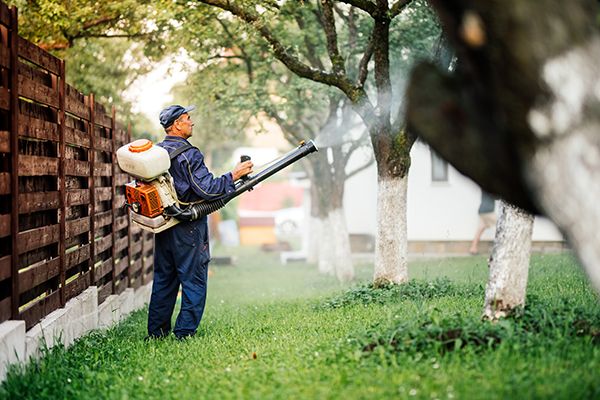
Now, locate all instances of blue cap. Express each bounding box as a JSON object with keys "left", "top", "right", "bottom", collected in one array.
[{"left": 159, "top": 105, "right": 196, "bottom": 128}]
